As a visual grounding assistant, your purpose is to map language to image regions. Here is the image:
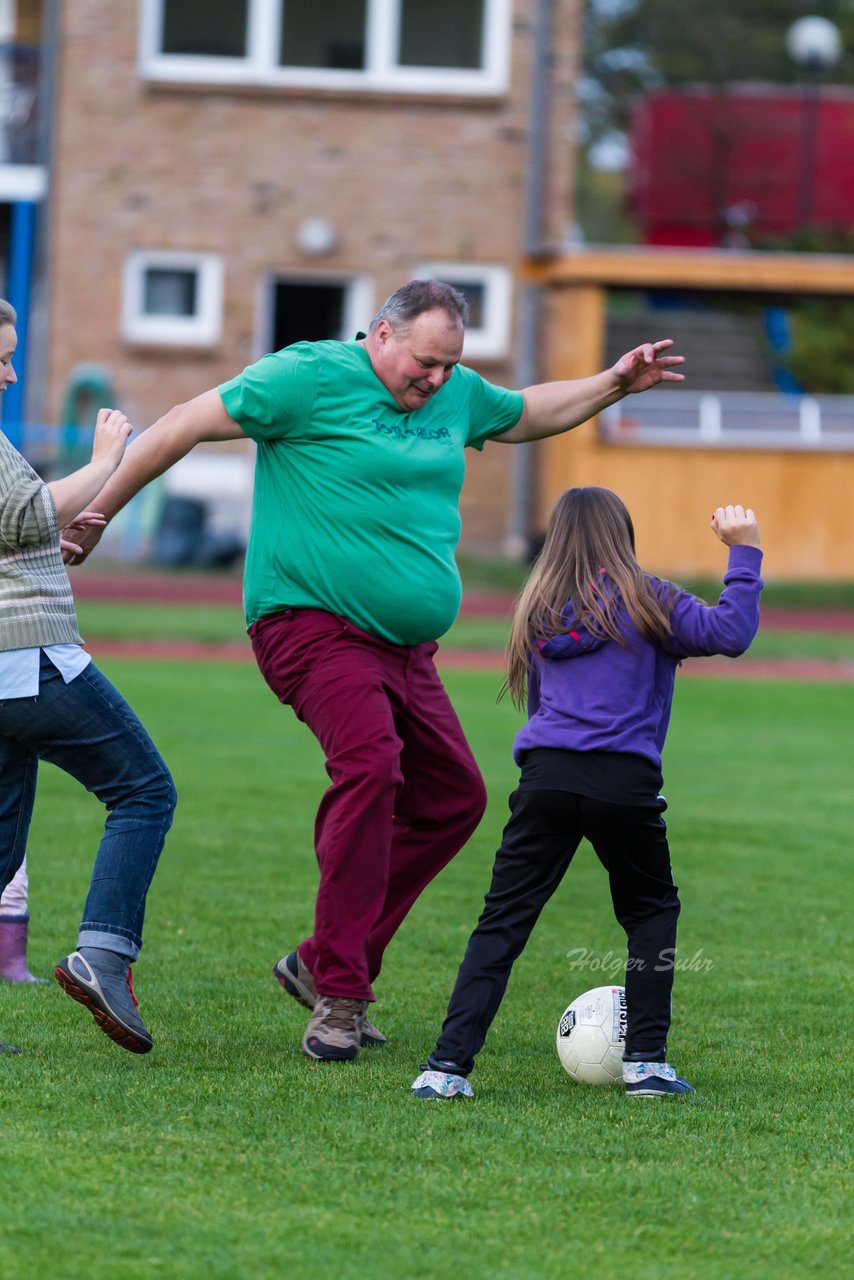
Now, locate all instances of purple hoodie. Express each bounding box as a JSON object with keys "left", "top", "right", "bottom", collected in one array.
[{"left": 513, "top": 545, "right": 763, "bottom": 770}]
